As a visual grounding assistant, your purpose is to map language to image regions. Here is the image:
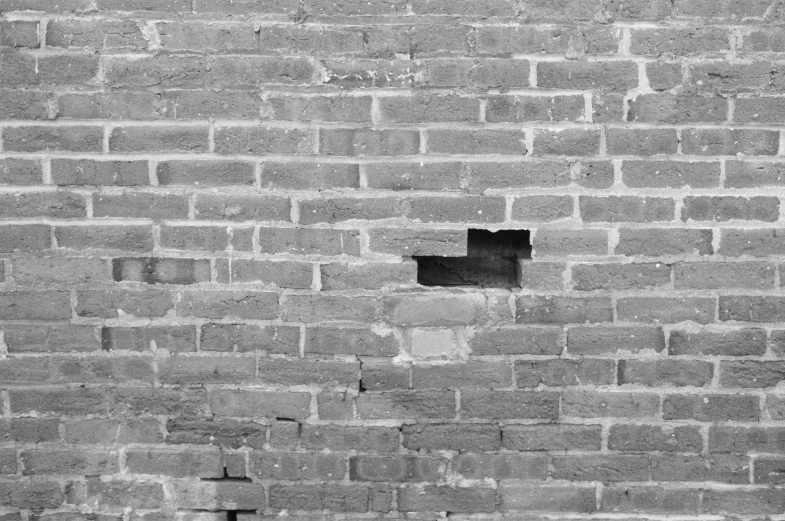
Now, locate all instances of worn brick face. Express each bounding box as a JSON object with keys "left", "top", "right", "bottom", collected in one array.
[{"left": 0, "top": 1, "right": 779, "bottom": 516}]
